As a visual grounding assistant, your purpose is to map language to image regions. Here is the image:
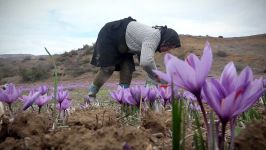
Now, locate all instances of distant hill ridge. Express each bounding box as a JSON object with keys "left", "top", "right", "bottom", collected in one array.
[
  {"left": 0, "top": 54, "right": 34, "bottom": 59},
  {"left": 0, "top": 34, "right": 265, "bottom": 84}
]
